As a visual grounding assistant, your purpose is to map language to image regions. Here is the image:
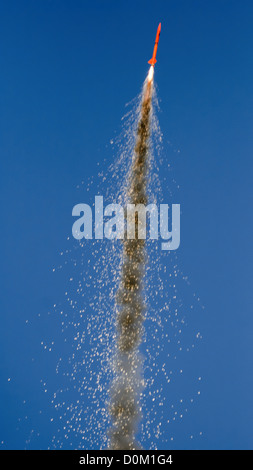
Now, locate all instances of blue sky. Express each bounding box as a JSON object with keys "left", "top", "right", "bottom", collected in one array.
[{"left": 0, "top": 0, "right": 253, "bottom": 449}]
